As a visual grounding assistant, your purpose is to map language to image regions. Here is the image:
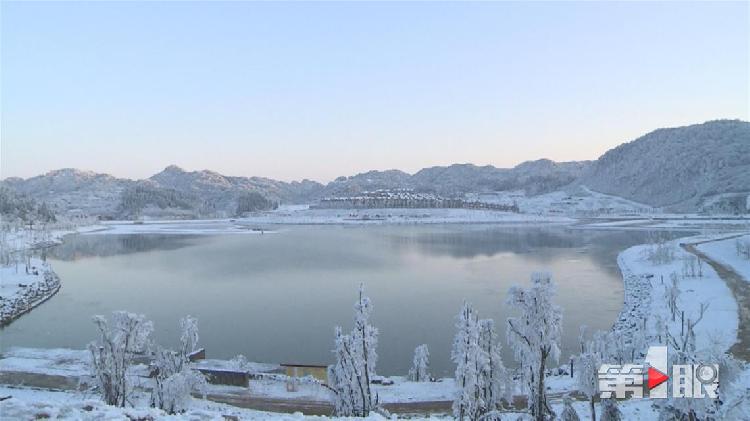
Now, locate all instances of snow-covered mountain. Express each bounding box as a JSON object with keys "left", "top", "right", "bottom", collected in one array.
[
  {"left": 2, "top": 119, "right": 747, "bottom": 218},
  {"left": 580, "top": 120, "right": 749, "bottom": 212},
  {"left": 321, "top": 160, "right": 588, "bottom": 198},
  {"left": 1, "top": 169, "right": 132, "bottom": 217}
]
